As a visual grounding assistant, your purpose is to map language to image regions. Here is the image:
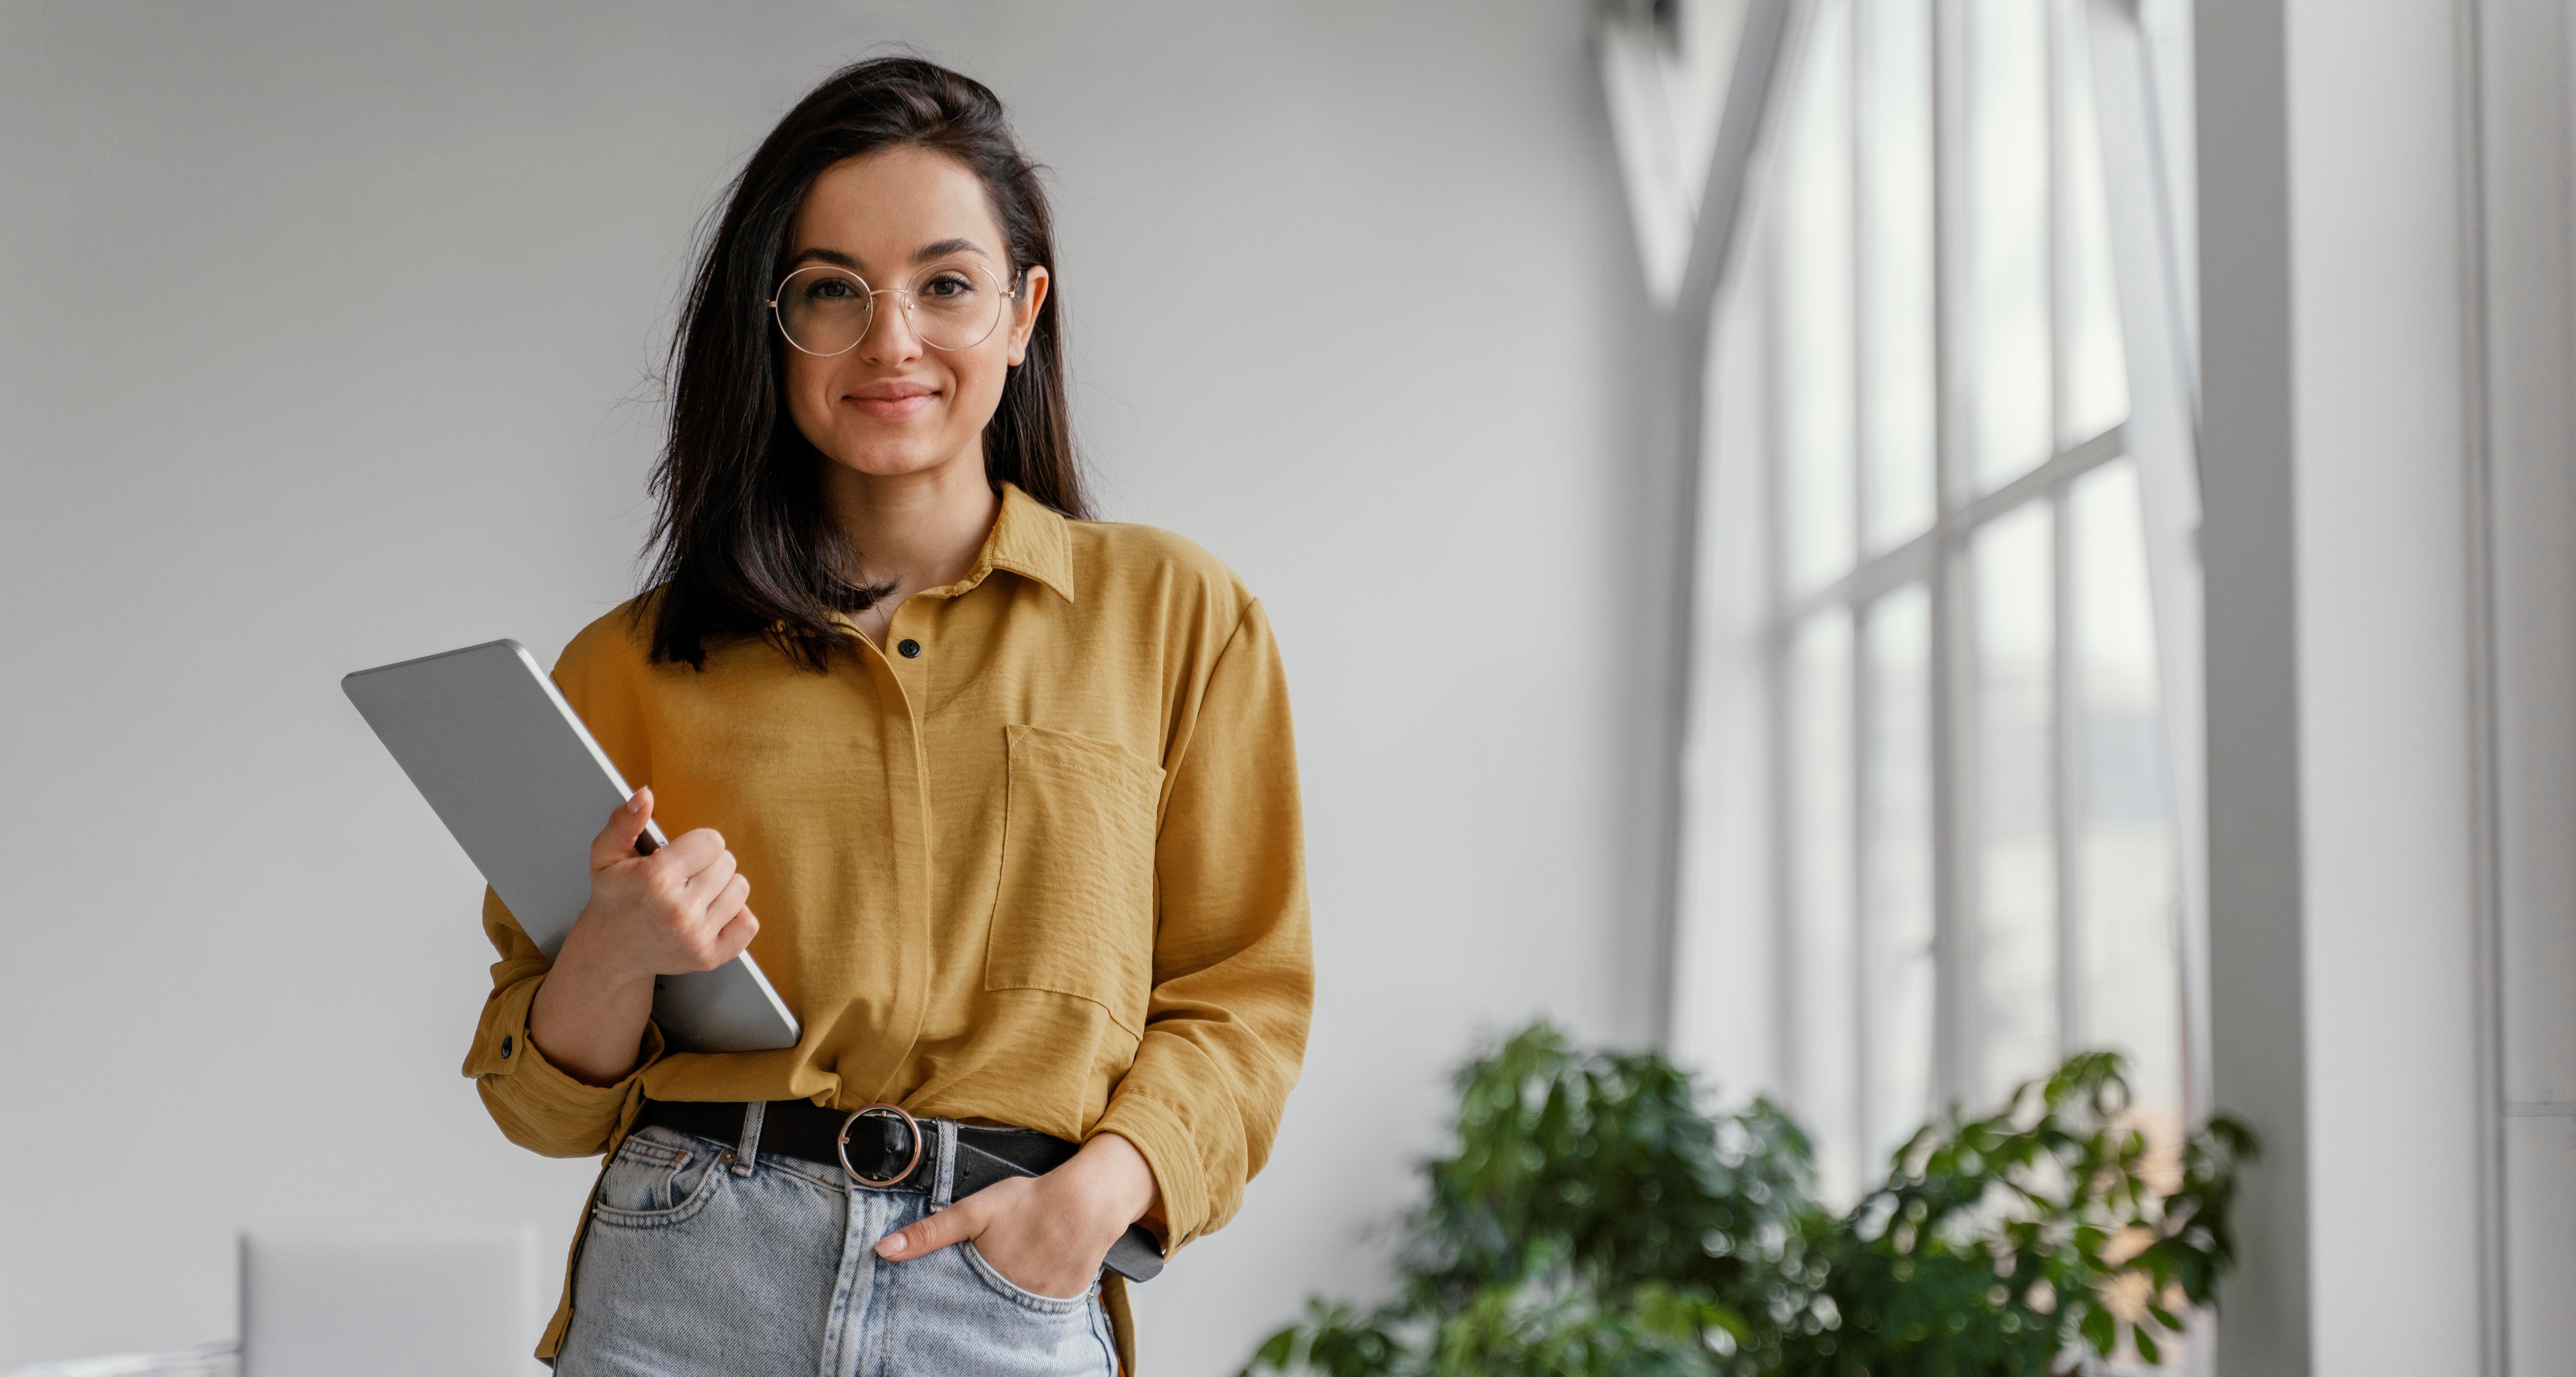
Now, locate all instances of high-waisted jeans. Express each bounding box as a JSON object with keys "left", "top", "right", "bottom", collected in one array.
[{"left": 552, "top": 1107, "right": 1119, "bottom": 1377}]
